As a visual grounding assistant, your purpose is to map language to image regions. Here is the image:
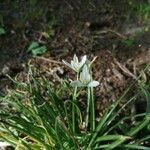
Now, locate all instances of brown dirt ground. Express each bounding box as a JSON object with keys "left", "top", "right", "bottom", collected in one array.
[{"left": 0, "top": 0, "right": 150, "bottom": 114}]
